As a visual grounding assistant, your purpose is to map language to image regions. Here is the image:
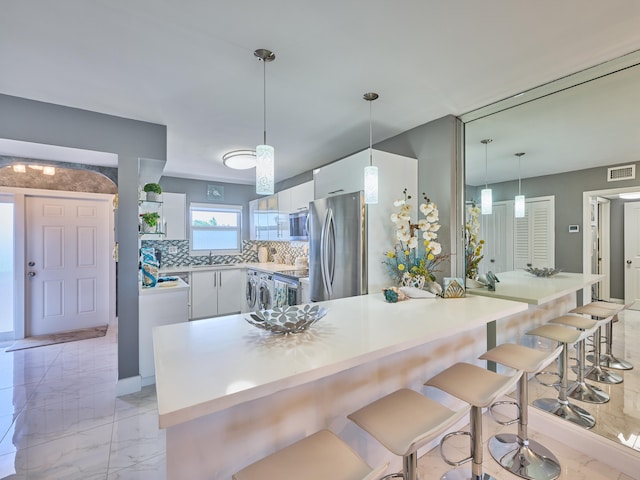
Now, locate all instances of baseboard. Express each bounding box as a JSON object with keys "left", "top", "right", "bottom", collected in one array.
[
  {"left": 529, "top": 405, "right": 639, "bottom": 478},
  {"left": 141, "top": 375, "right": 156, "bottom": 387},
  {"left": 116, "top": 375, "right": 142, "bottom": 396}
]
